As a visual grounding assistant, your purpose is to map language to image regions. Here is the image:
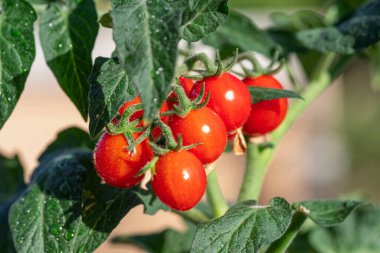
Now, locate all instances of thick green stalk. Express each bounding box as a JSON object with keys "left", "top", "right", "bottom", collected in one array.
[
  {"left": 238, "top": 73, "right": 332, "bottom": 202},
  {"left": 206, "top": 170, "right": 229, "bottom": 218},
  {"left": 174, "top": 208, "right": 210, "bottom": 224},
  {"left": 237, "top": 52, "right": 349, "bottom": 202},
  {"left": 266, "top": 209, "right": 308, "bottom": 253},
  {"left": 238, "top": 142, "right": 273, "bottom": 202}
]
